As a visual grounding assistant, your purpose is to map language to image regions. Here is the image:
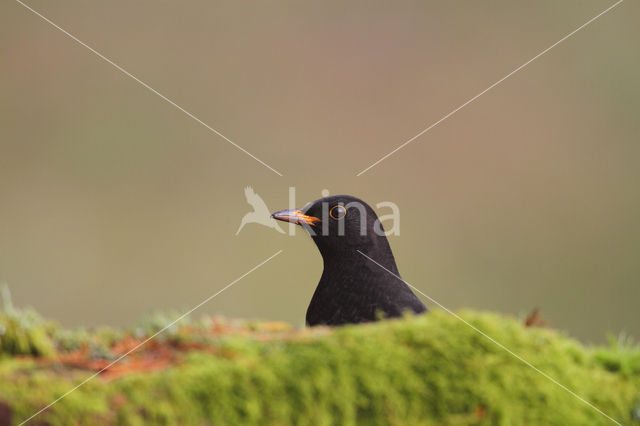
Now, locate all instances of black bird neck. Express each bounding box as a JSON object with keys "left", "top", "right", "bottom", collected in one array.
[
  {"left": 313, "top": 235, "right": 401, "bottom": 280},
  {"left": 322, "top": 247, "right": 399, "bottom": 275}
]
